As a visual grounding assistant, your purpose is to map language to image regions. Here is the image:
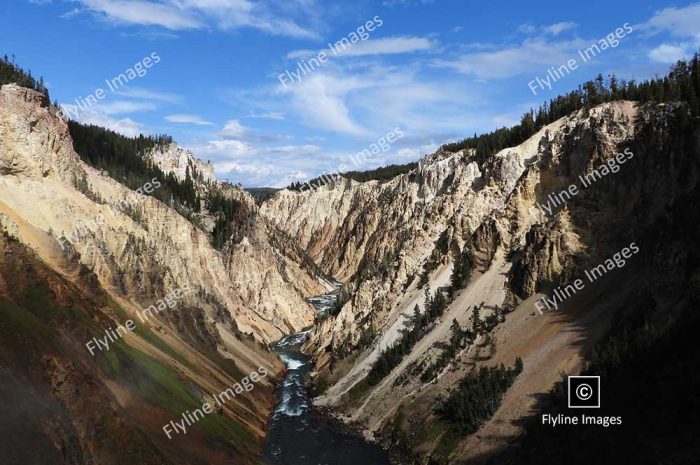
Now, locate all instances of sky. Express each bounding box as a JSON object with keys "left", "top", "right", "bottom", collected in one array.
[{"left": 2, "top": 0, "right": 700, "bottom": 187}]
